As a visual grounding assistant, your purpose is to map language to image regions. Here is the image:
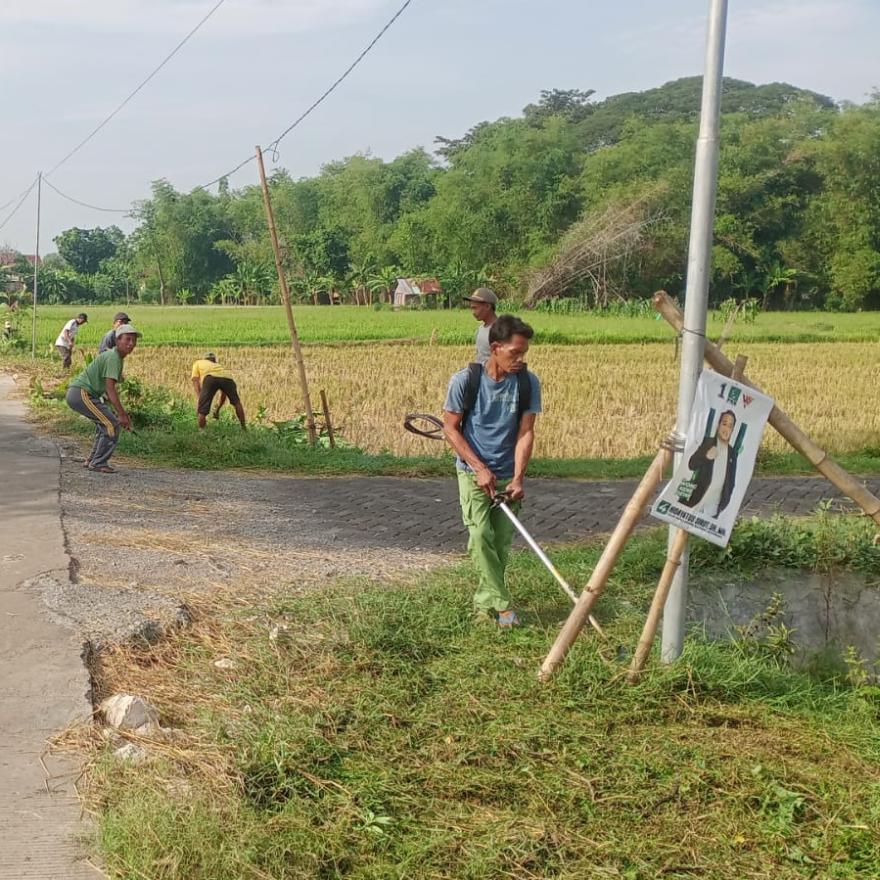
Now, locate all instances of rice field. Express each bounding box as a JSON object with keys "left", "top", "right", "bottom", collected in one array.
[
  {"left": 28, "top": 303, "right": 880, "bottom": 348},
  {"left": 127, "top": 341, "right": 880, "bottom": 459}
]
